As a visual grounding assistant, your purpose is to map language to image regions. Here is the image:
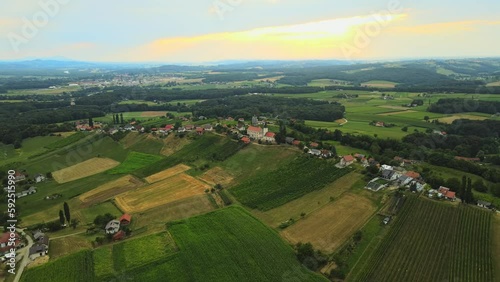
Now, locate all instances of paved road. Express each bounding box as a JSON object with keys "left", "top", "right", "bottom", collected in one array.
[{"left": 13, "top": 229, "right": 33, "bottom": 282}]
